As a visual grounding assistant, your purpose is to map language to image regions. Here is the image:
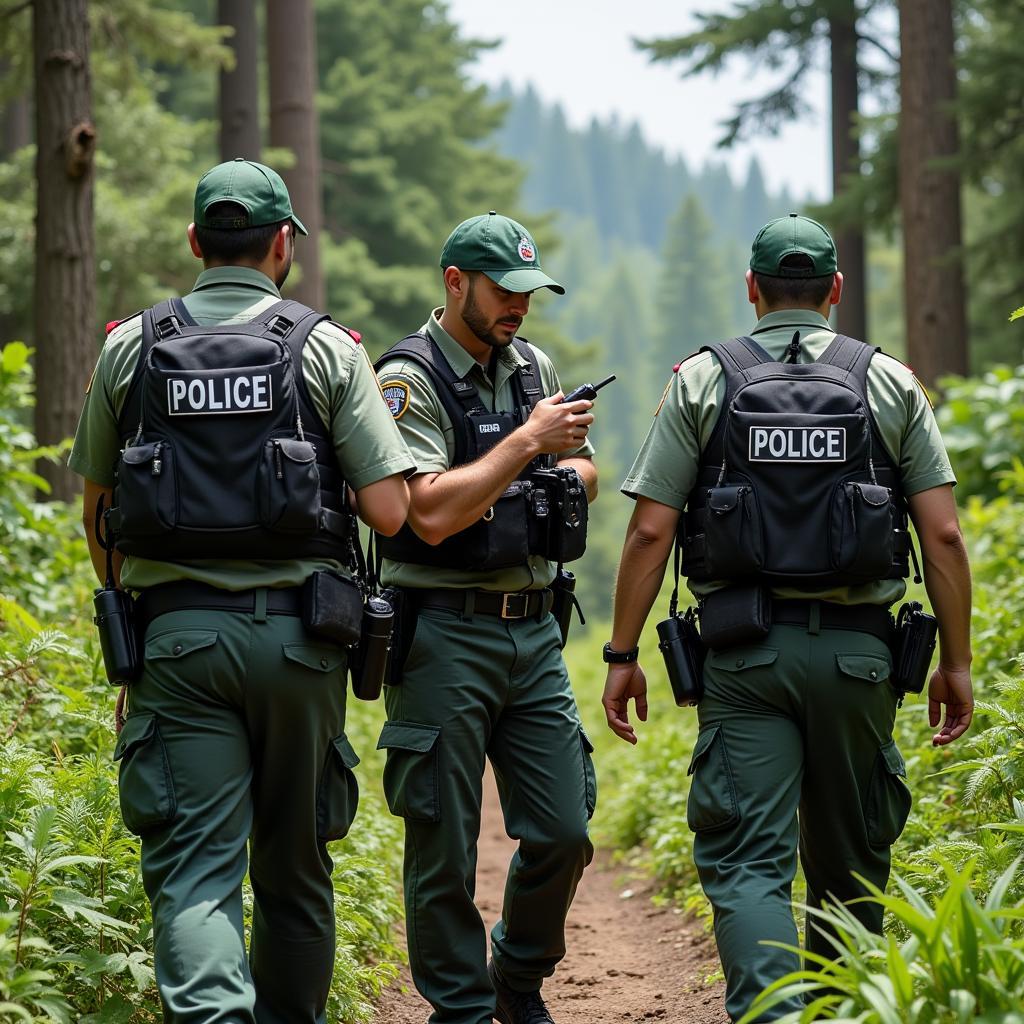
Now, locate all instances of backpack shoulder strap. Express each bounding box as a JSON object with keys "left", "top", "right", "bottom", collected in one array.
[
  {"left": 376, "top": 332, "right": 484, "bottom": 465},
  {"left": 510, "top": 337, "right": 545, "bottom": 414},
  {"left": 816, "top": 333, "right": 878, "bottom": 397}
]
